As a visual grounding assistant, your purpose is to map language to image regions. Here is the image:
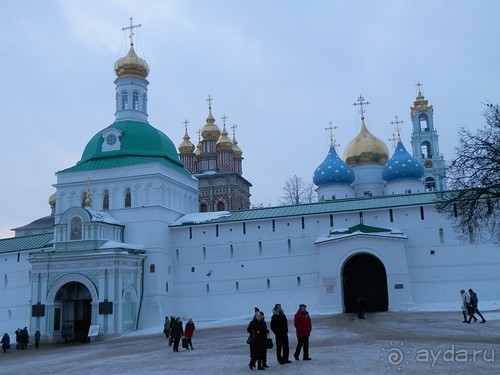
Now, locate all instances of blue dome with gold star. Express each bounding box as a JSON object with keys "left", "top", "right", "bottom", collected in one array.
[
  {"left": 313, "top": 146, "right": 355, "bottom": 186},
  {"left": 382, "top": 140, "right": 424, "bottom": 182}
]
